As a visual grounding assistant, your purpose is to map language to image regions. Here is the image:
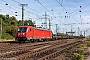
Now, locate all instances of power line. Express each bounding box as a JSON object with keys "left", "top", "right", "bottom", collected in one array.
[
  {"left": 65, "top": 0, "right": 90, "bottom": 16},
  {"left": 56, "top": 0, "right": 79, "bottom": 23},
  {"left": 0, "top": 0, "right": 42, "bottom": 21},
  {"left": 12, "top": 0, "right": 43, "bottom": 15},
  {"left": 11, "top": 0, "right": 44, "bottom": 20},
  {"left": 35, "top": 0, "right": 55, "bottom": 17},
  {"left": 27, "top": 6, "right": 43, "bottom": 15},
  {"left": 11, "top": 0, "right": 21, "bottom": 4},
  {"left": 73, "top": 0, "right": 89, "bottom": 16},
  {"left": 0, "top": 0, "right": 21, "bottom": 16}
]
